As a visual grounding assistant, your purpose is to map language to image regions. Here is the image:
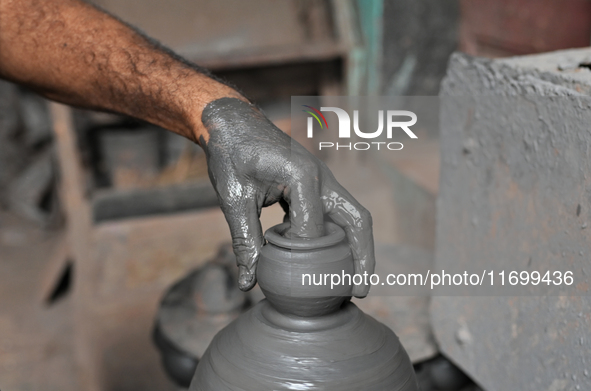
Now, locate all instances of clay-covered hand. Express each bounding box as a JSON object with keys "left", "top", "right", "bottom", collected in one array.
[{"left": 200, "top": 98, "right": 375, "bottom": 298}]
